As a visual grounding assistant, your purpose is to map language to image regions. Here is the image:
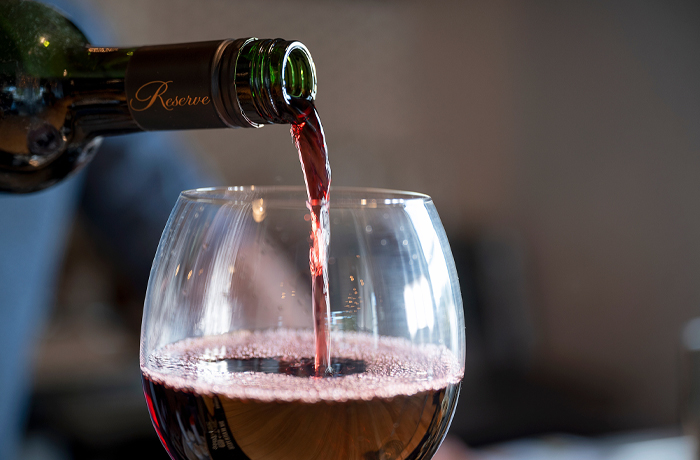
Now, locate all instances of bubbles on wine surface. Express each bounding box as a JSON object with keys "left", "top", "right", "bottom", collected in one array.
[{"left": 142, "top": 329, "right": 462, "bottom": 404}]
